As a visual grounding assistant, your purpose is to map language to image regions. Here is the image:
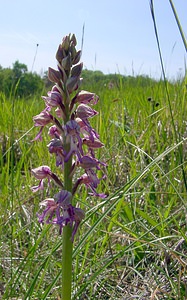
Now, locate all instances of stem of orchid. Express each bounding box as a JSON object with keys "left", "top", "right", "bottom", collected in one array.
[
  {"left": 62, "top": 154, "right": 73, "bottom": 299},
  {"left": 62, "top": 107, "right": 73, "bottom": 299},
  {"left": 62, "top": 225, "right": 73, "bottom": 299}
]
